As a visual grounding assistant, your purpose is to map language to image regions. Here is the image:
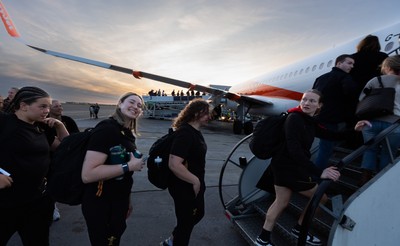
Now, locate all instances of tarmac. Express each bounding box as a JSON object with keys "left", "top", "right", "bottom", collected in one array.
[{"left": 7, "top": 104, "right": 250, "bottom": 246}]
